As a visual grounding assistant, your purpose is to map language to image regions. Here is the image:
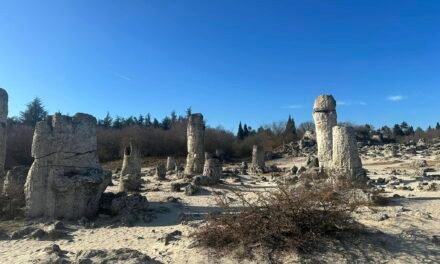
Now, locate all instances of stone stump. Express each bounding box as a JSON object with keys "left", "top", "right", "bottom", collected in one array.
[
  {"left": 155, "top": 163, "right": 166, "bottom": 180},
  {"left": 3, "top": 166, "right": 29, "bottom": 206},
  {"left": 313, "top": 95, "right": 337, "bottom": 168},
  {"left": 119, "top": 142, "right": 142, "bottom": 192},
  {"left": 331, "top": 126, "right": 365, "bottom": 182},
  {"left": 24, "top": 113, "right": 111, "bottom": 219},
  {"left": 193, "top": 158, "right": 222, "bottom": 186},
  {"left": 184, "top": 113, "right": 205, "bottom": 175}
]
